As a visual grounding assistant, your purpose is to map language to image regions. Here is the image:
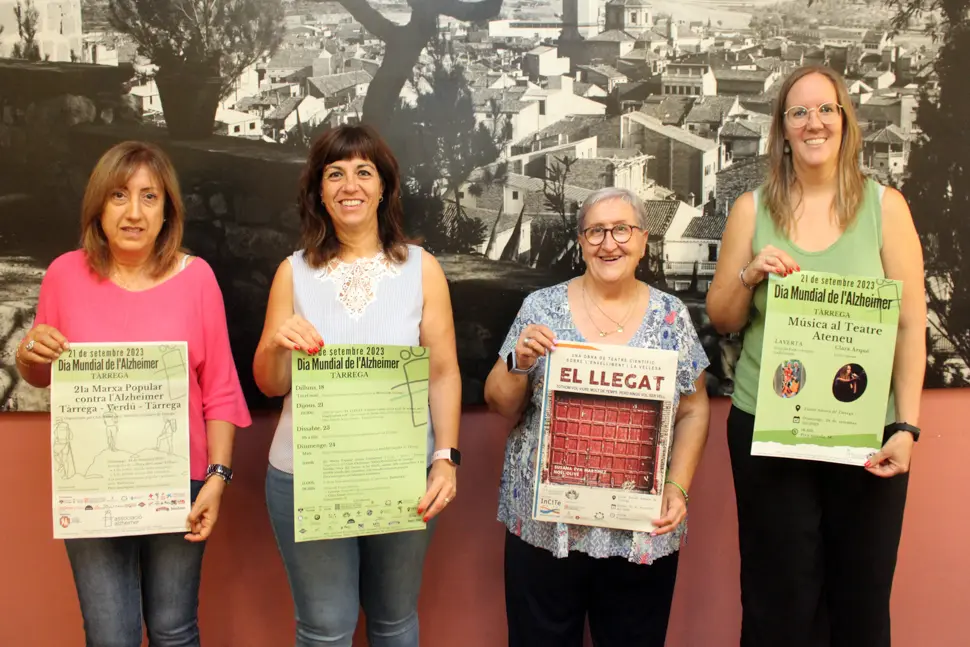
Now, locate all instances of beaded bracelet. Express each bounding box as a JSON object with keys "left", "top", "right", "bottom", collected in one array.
[{"left": 665, "top": 479, "right": 689, "bottom": 506}]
